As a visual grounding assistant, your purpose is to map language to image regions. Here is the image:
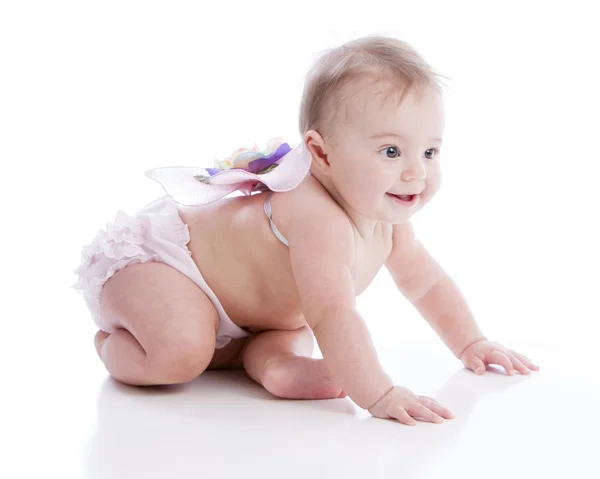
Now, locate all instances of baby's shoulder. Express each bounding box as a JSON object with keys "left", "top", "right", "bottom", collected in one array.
[
  {"left": 283, "top": 175, "right": 347, "bottom": 221},
  {"left": 276, "top": 176, "right": 354, "bottom": 243}
]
